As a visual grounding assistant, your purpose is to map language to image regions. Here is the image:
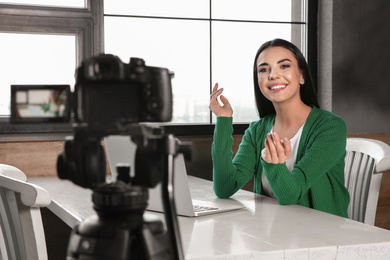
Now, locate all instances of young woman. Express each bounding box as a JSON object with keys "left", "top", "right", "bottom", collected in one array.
[{"left": 209, "top": 39, "right": 350, "bottom": 218}]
